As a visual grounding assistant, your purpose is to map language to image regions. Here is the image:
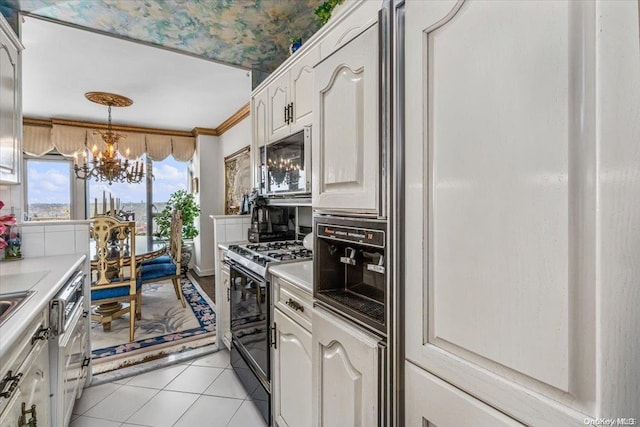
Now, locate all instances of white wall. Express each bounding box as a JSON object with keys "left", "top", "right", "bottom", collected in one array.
[
  {"left": 193, "top": 134, "right": 223, "bottom": 276},
  {"left": 221, "top": 116, "right": 251, "bottom": 158}
]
